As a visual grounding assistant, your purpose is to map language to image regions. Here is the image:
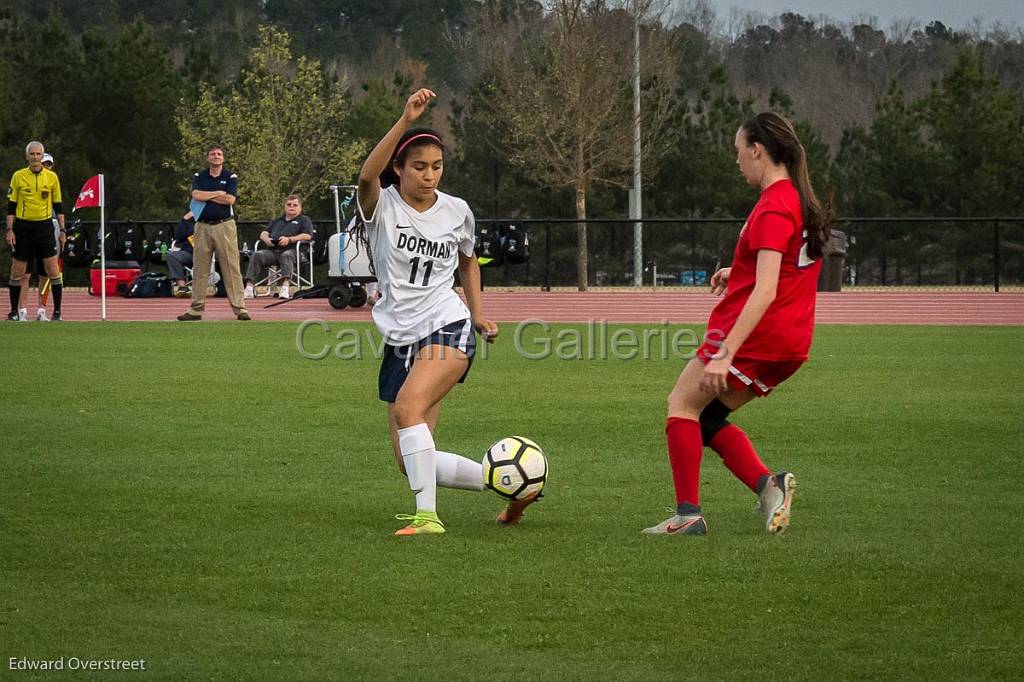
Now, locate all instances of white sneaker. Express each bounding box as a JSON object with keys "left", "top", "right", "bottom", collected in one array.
[
  {"left": 36, "top": 308, "right": 49, "bottom": 321},
  {"left": 641, "top": 511, "right": 708, "bottom": 535},
  {"left": 278, "top": 284, "right": 291, "bottom": 300},
  {"left": 243, "top": 285, "right": 255, "bottom": 299},
  {"left": 18, "top": 308, "right": 28, "bottom": 322},
  {"left": 758, "top": 472, "right": 796, "bottom": 534}
]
